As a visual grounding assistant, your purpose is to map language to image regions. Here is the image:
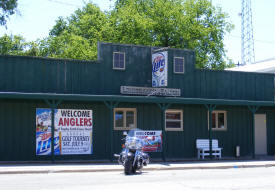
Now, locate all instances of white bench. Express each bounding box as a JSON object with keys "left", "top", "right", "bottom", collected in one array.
[{"left": 196, "top": 139, "right": 222, "bottom": 159}]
